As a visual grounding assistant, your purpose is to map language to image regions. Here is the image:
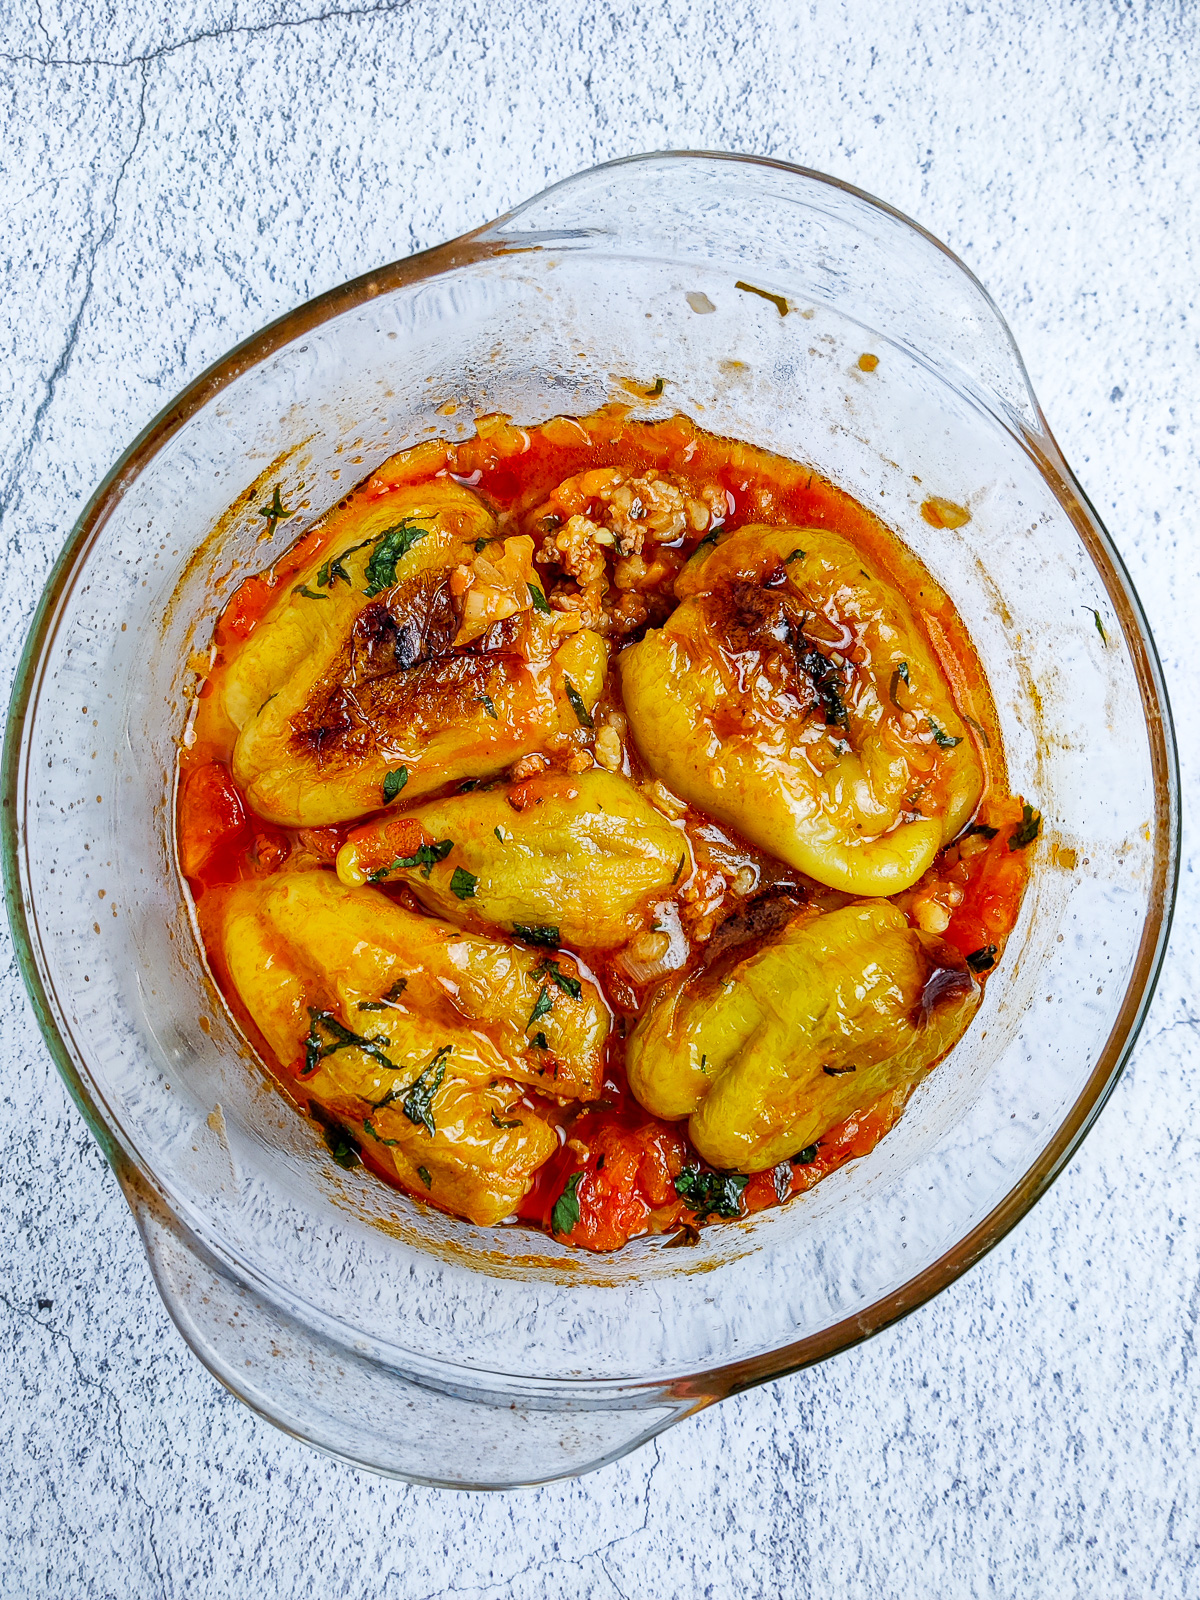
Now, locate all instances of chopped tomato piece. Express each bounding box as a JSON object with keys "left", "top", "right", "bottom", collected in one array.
[
  {"left": 519, "top": 1112, "right": 689, "bottom": 1252},
  {"left": 215, "top": 574, "right": 276, "bottom": 645},
  {"left": 178, "top": 762, "right": 249, "bottom": 878}
]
